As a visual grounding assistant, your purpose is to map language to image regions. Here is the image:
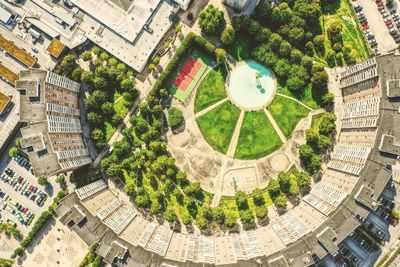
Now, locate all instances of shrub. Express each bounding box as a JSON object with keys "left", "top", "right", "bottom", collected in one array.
[{"left": 168, "top": 107, "right": 184, "bottom": 129}]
